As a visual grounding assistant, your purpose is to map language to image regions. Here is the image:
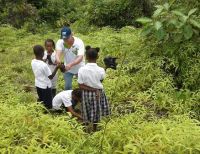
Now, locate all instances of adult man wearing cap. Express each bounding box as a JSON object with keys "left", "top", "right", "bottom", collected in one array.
[{"left": 56, "top": 26, "right": 85, "bottom": 90}]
